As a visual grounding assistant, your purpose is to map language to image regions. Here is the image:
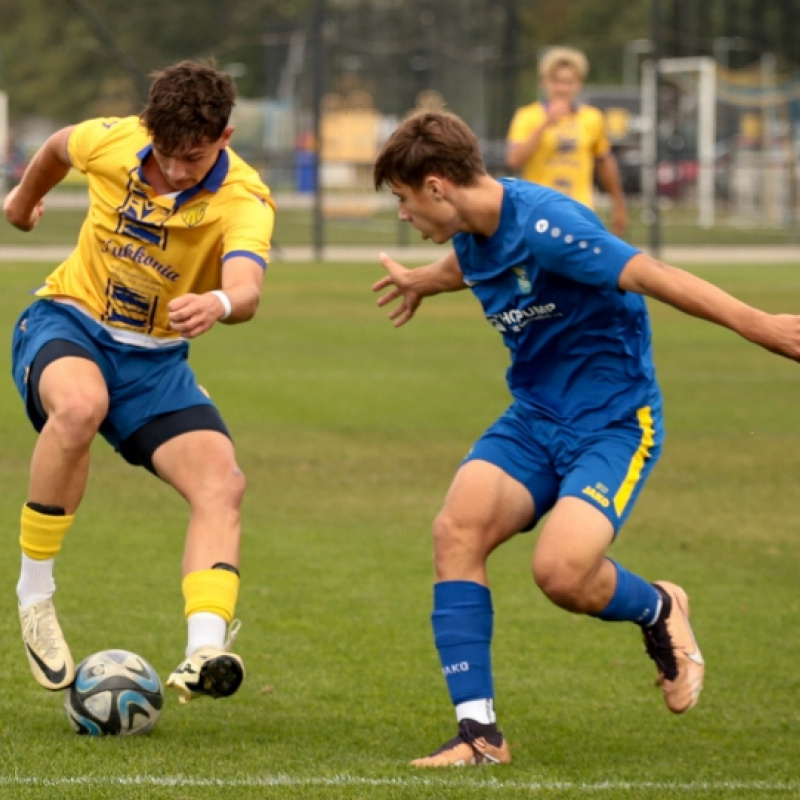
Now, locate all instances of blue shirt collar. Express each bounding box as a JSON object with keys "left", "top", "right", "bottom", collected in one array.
[{"left": 136, "top": 144, "right": 230, "bottom": 207}]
